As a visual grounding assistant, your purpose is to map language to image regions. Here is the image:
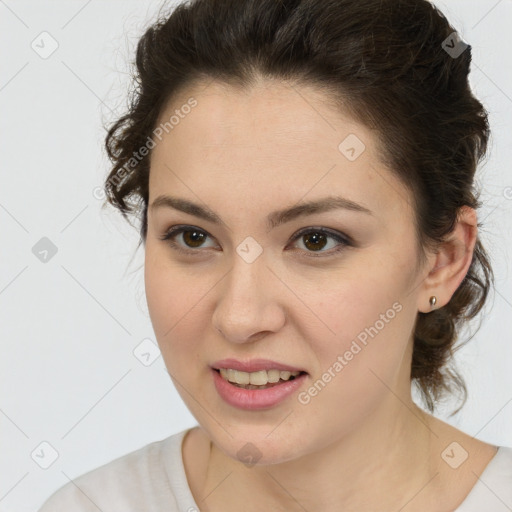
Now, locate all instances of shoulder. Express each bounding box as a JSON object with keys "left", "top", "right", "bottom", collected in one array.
[
  {"left": 480, "top": 445, "right": 512, "bottom": 487},
  {"left": 37, "top": 429, "right": 191, "bottom": 512},
  {"left": 486, "top": 445, "right": 512, "bottom": 485},
  {"left": 456, "top": 445, "right": 512, "bottom": 511}
]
